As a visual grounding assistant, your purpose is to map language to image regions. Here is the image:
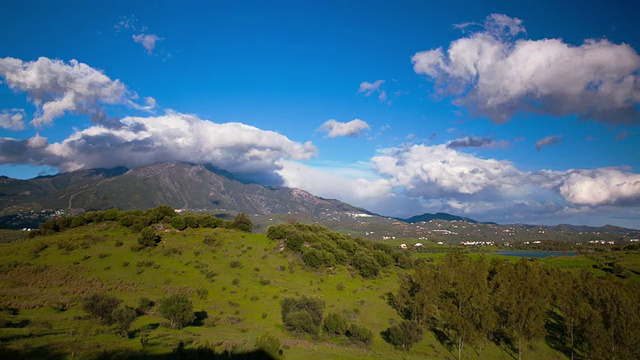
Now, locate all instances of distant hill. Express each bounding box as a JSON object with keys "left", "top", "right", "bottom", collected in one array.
[{"left": 400, "top": 212, "right": 481, "bottom": 224}]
